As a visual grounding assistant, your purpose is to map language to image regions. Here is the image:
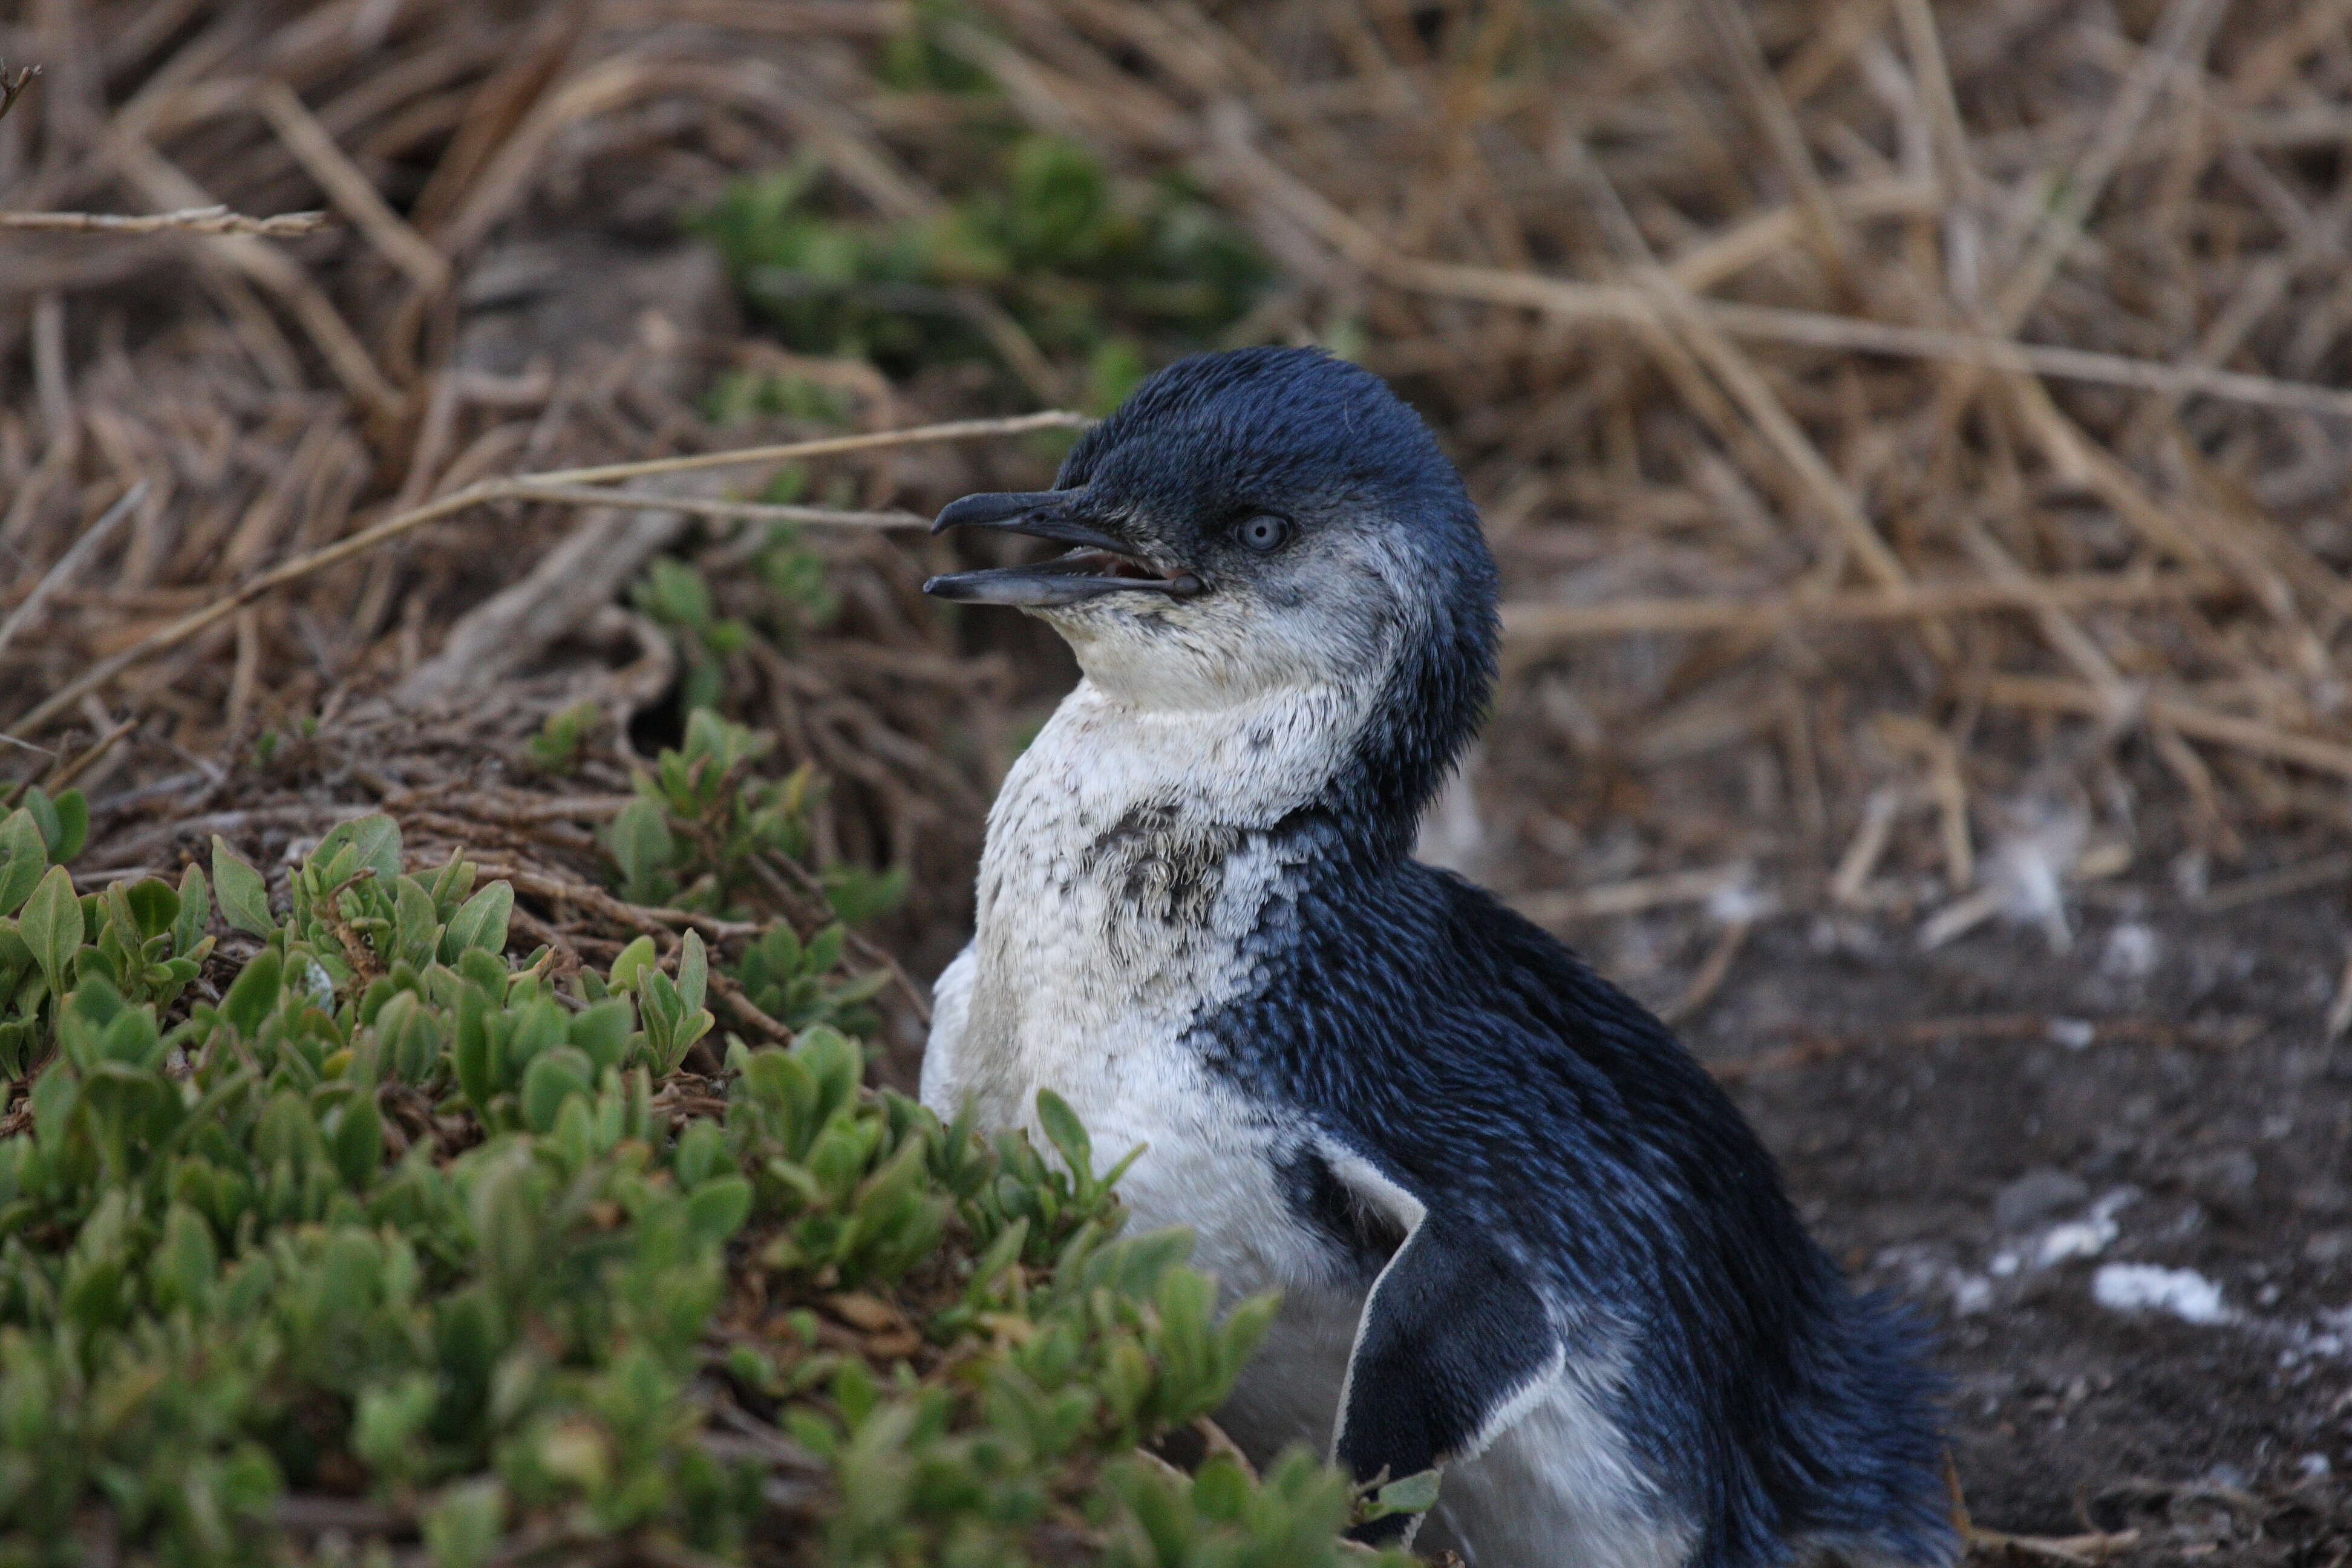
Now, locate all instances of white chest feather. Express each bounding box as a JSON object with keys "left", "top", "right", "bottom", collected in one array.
[{"left": 922, "top": 675, "right": 1364, "bottom": 1299}]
